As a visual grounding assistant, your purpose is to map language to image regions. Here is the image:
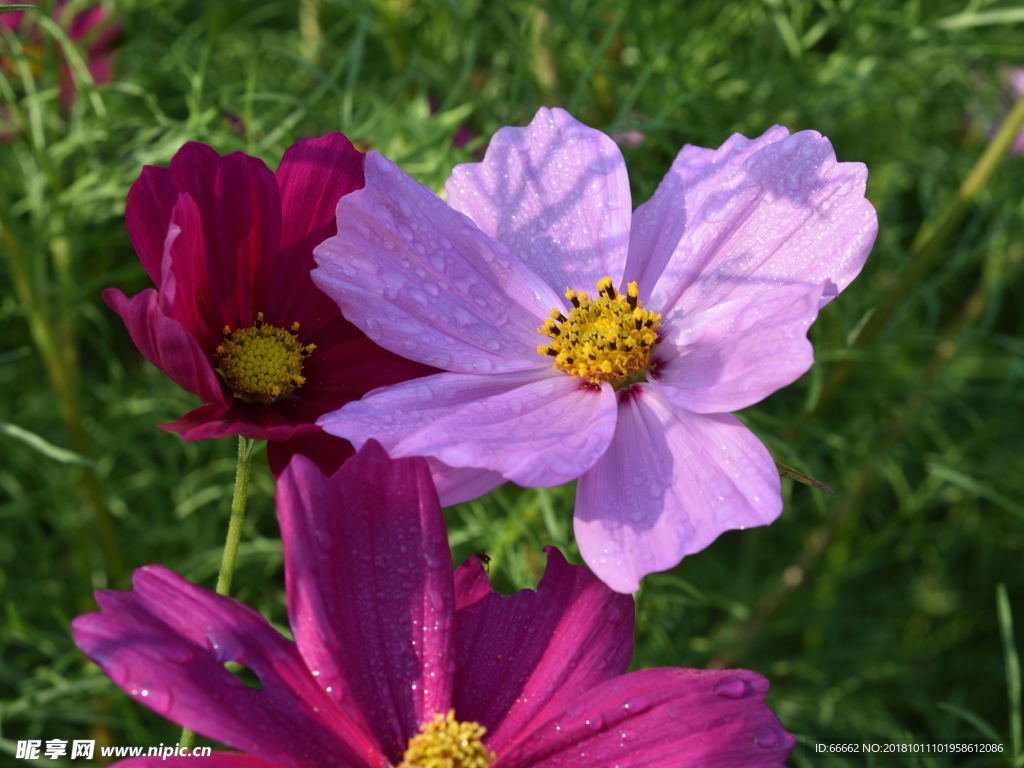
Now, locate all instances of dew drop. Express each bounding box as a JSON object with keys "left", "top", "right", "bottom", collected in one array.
[
  {"left": 755, "top": 726, "right": 781, "bottom": 748},
  {"left": 714, "top": 676, "right": 750, "bottom": 699}
]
